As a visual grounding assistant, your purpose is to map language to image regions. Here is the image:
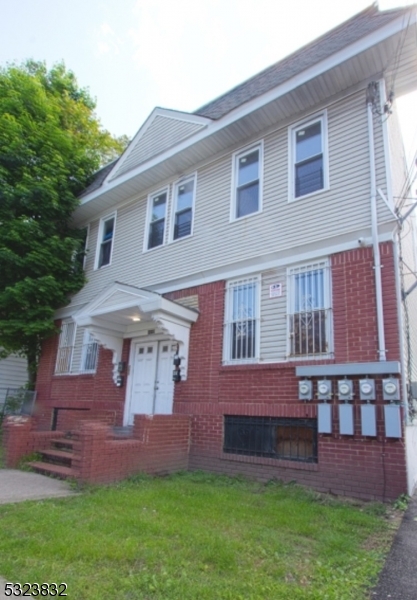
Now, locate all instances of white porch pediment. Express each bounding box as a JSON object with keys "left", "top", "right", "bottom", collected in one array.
[{"left": 73, "top": 282, "right": 198, "bottom": 383}]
